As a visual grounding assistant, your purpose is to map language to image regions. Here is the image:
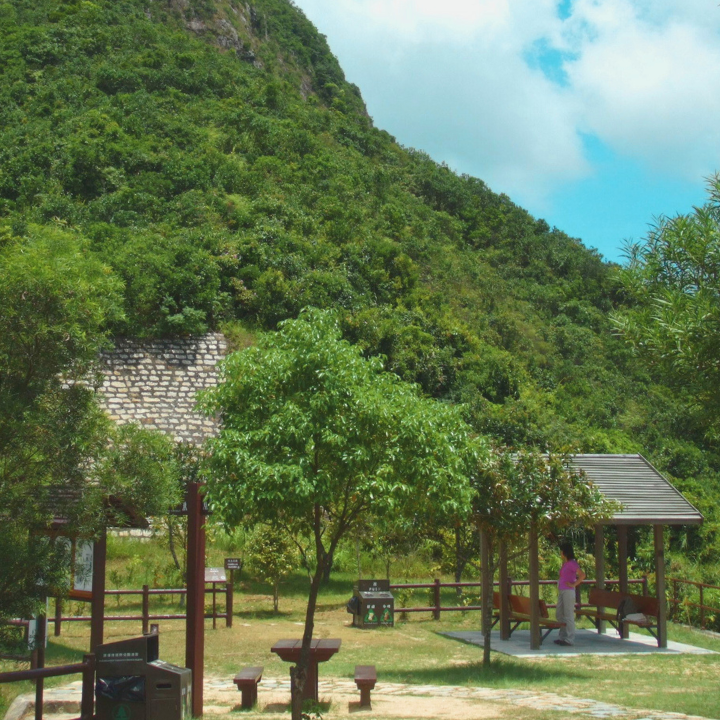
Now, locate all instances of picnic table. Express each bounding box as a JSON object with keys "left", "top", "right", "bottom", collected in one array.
[{"left": 271, "top": 638, "right": 342, "bottom": 701}]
